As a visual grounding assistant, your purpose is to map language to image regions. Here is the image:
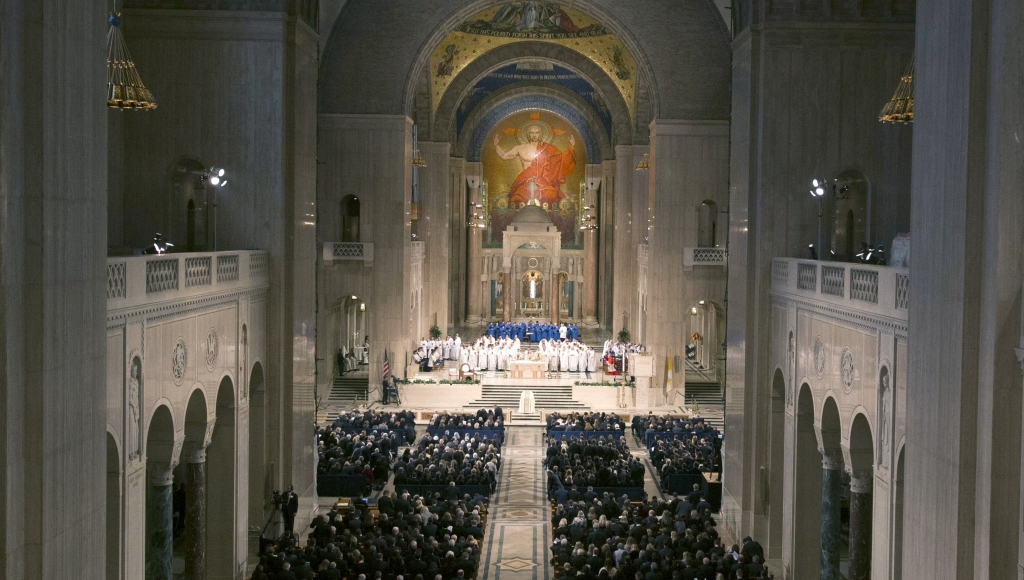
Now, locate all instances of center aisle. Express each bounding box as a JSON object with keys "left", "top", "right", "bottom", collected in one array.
[{"left": 477, "top": 426, "right": 551, "bottom": 580}]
